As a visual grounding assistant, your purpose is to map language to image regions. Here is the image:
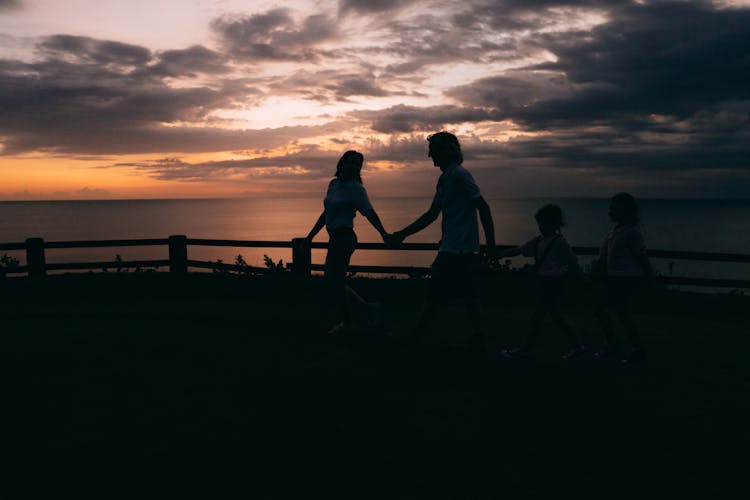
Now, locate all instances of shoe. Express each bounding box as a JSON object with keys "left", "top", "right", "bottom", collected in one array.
[
  {"left": 500, "top": 348, "right": 528, "bottom": 360},
  {"left": 561, "top": 345, "right": 587, "bottom": 360},
  {"left": 592, "top": 349, "right": 614, "bottom": 360},
  {"left": 327, "top": 322, "right": 347, "bottom": 335},
  {"left": 466, "top": 333, "right": 486, "bottom": 352},
  {"left": 367, "top": 302, "right": 383, "bottom": 332},
  {"left": 621, "top": 348, "right": 647, "bottom": 365}
]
